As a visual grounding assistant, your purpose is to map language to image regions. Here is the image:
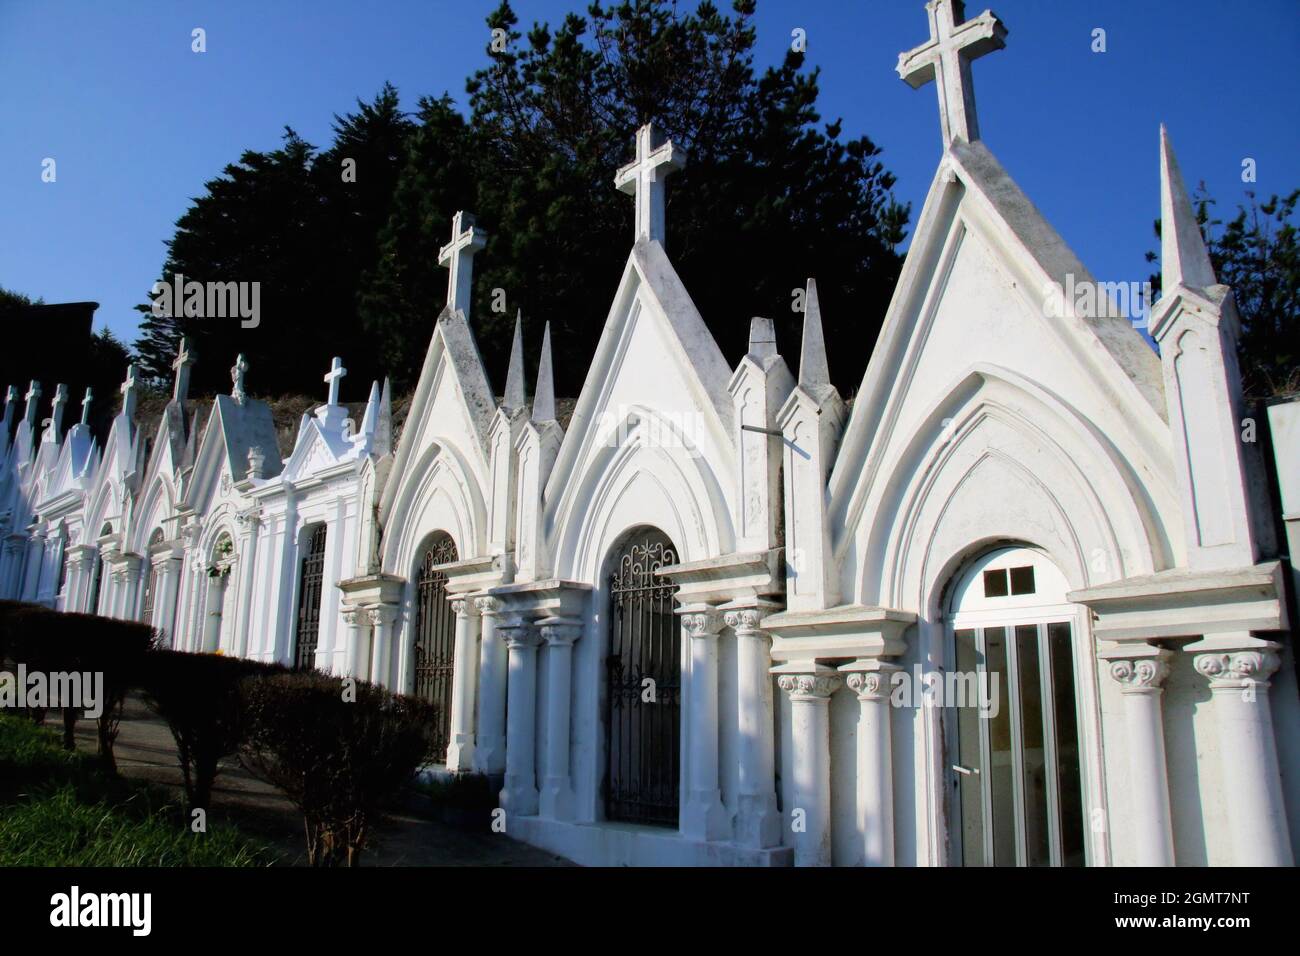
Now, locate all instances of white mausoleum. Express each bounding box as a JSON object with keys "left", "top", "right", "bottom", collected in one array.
[{"left": 2, "top": 0, "right": 1297, "bottom": 867}]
